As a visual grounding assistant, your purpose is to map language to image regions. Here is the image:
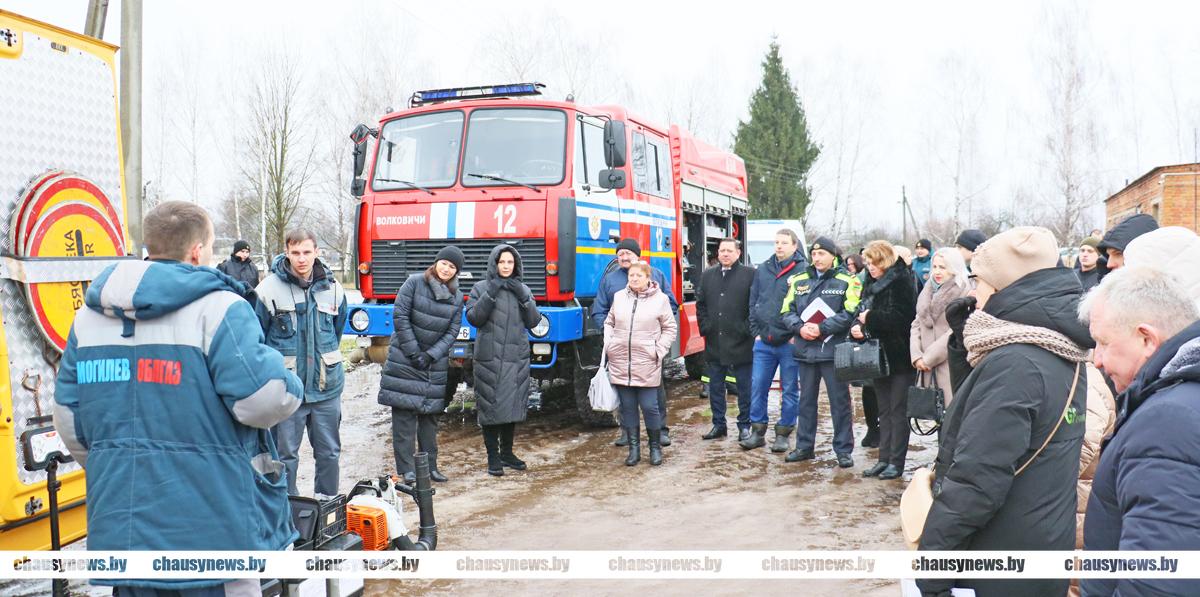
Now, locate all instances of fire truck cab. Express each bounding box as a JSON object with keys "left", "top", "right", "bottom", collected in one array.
[{"left": 345, "top": 84, "right": 749, "bottom": 424}]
